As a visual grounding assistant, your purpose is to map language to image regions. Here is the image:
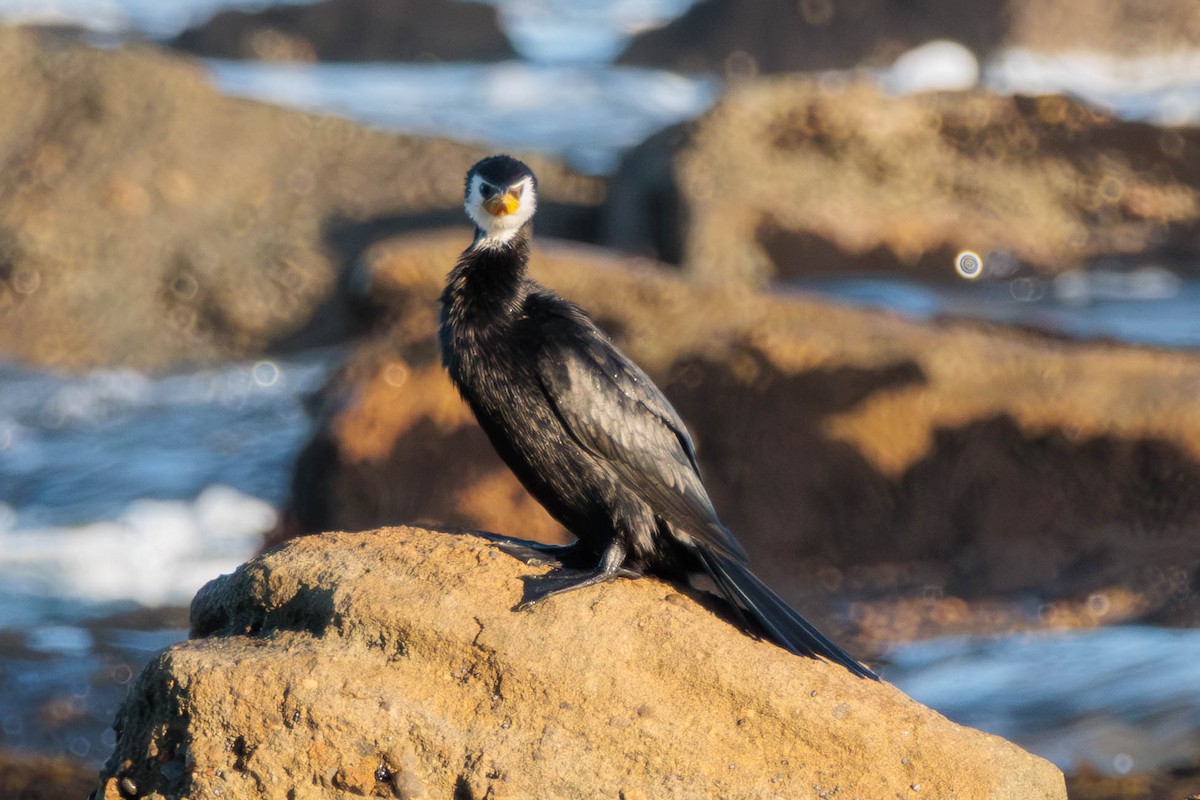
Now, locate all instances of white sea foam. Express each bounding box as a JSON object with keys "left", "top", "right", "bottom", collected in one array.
[
  {"left": 0, "top": 485, "right": 273, "bottom": 620},
  {"left": 880, "top": 39, "right": 980, "bottom": 94},
  {"left": 986, "top": 47, "right": 1200, "bottom": 125},
  {"left": 205, "top": 59, "right": 718, "bottom": 174},
  {"left": 0, "top": 353, "right": 334, "bottom": 630},
  {"left": 870, "top": 42, "right": 1200, "bottom": 125},
  {"left": 0, "top": 353, "right": 334, "bottom": 529},
  {"left": 484, "top": 0, "right": 696, "bottom": 64}
]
